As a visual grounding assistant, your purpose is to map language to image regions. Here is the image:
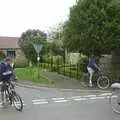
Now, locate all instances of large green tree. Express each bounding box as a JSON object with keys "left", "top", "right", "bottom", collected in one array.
[
  {"left": 19, "top": 29, "right": 47, "bottom": 64},
  {"left": 48, "top": 24, "right": 65, "bottom": 55},
  {"left": 64, "top": 0, "right": 120, "bottom": 56}
]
